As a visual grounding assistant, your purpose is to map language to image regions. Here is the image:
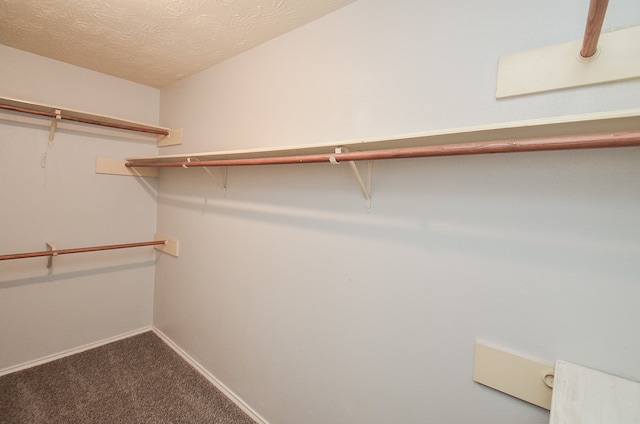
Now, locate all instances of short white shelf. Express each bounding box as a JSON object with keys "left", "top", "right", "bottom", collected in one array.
[{"left": 0, "top": 96, "right": 181, "bottom": 146}]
